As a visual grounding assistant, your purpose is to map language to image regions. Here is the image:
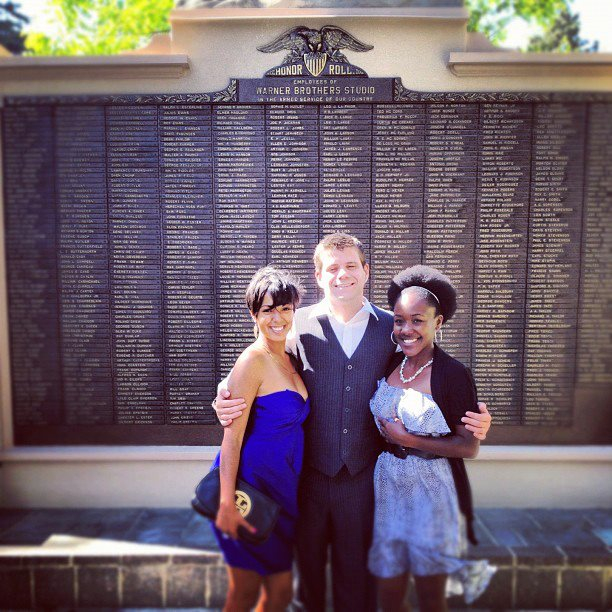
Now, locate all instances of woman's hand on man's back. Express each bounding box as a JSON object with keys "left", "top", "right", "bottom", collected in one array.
[{"left": 462, "top": 402, "right": 491, "bottom": 440}]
